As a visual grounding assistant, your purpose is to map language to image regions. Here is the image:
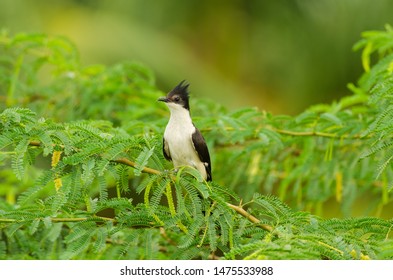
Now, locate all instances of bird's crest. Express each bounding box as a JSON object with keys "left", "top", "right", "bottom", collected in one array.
[
  {"left": 168, "top": 80, "right": 190, "bottom": 100},
  {"left": 167, "top": 80, "right": 190, "bottom": 110}
]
